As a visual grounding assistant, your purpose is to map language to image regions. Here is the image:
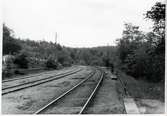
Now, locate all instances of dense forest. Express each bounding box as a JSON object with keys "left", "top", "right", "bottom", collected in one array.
[
  {"left": 3, "top": 2, "right": 165, "bottom": 82},
  {"left": 3, "top": 24, "right": 118, "bottom": 67}
]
